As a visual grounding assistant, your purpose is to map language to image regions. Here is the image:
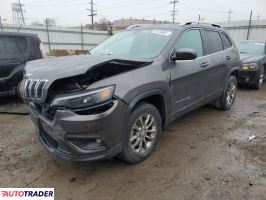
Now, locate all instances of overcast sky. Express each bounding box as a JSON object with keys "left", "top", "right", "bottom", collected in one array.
[{"left": 0, "top": 0, "right": 266, "bottom": 26}]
